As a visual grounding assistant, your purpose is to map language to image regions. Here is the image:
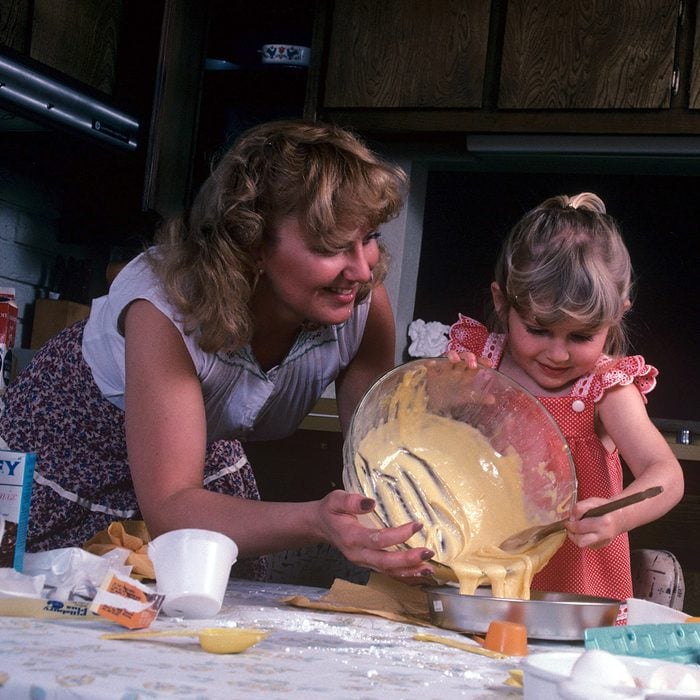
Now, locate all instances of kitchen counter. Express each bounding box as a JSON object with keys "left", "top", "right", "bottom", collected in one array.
[
  {"left": 300, "top": 400, "right": 700, "bottom": 464},
  {"left": 0, "top": 578, "right": 581, "bottom": 699}
]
